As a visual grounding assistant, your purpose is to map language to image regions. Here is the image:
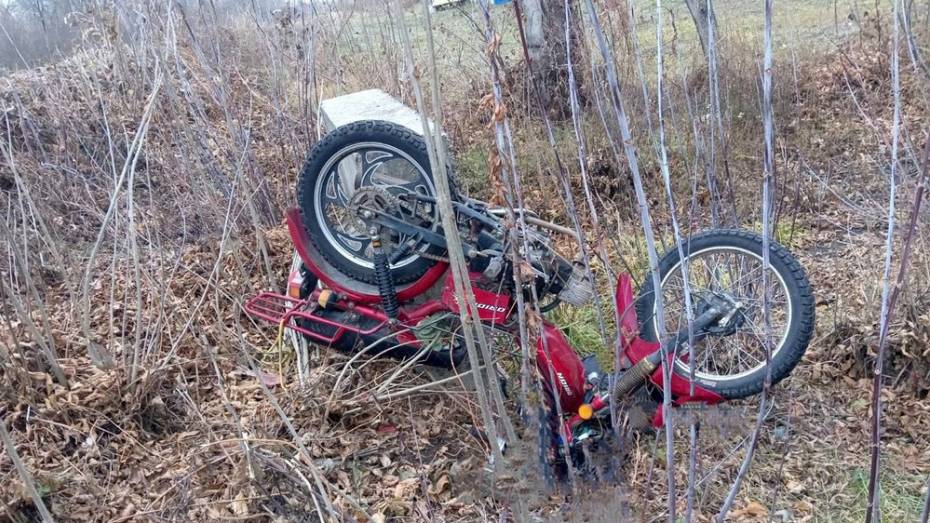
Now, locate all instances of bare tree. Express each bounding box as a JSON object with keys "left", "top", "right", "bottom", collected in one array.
[
  {"left": 518, "top": 0, "right": 576, "bottom": 117},
  {"left": 522, "top": 0, "right": 717, "bottom": 114},
  {"left": 683, "top": 0, "right": 717, "bottom": 57}
]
